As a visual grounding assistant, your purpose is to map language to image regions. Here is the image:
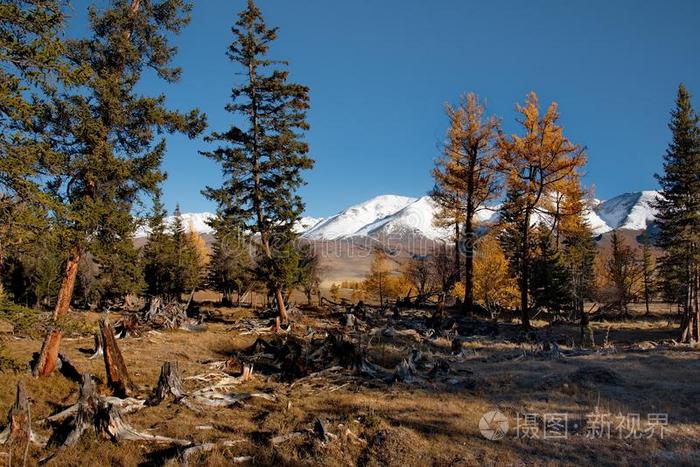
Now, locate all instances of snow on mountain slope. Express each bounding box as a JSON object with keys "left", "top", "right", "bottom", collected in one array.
[
  {"left": 585, "top": 209, "right": 611, "bottom": 235},
  {"left": 294, "top": 216, "right": 325, "bottom": 233},
  {"left": 140, "top": 190, "right": 660, "bottom": 240},
  {"left": 355, "top": 196, "right": 450, "bottom": 240},
  {"left": 594, "top": 191, "right": 659, "bottom": 231},
  {"left": 301, "top": 195, "right": 417, "bottom": 240}
]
